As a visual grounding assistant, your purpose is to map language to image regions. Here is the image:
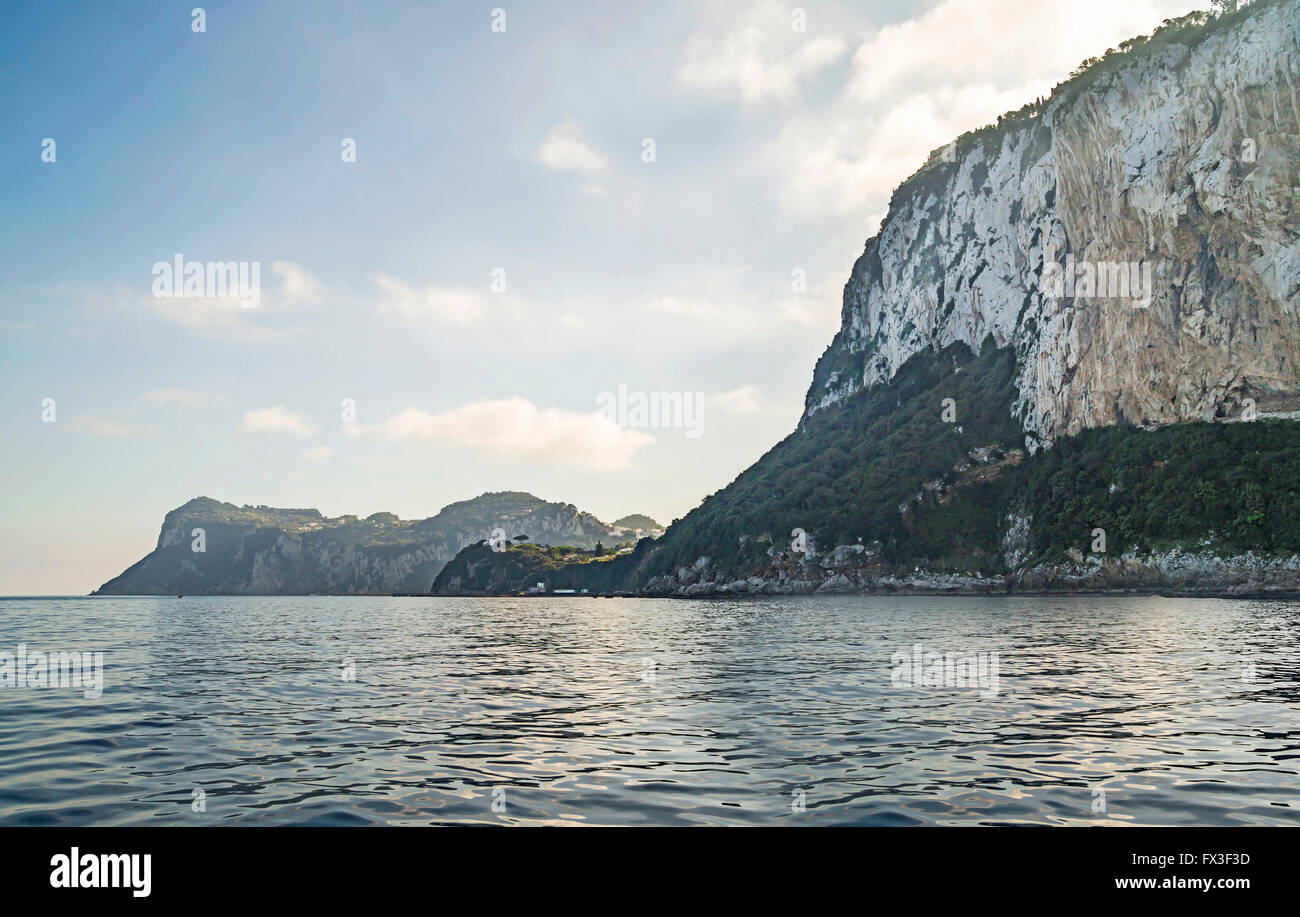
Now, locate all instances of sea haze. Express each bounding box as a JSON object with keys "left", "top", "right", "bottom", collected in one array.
[{"left": 0, "top": 594, "right": 1297, "bottom": 826}]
